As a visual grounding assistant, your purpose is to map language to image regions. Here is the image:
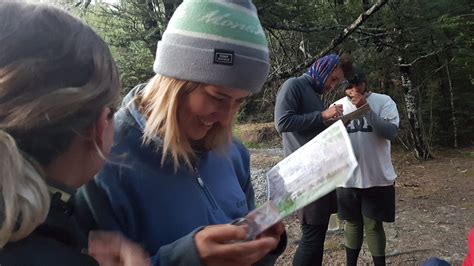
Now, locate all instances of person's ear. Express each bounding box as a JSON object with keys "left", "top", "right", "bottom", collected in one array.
[{"left": 92, "top": 107, "right": 113, "bottom": 151}]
